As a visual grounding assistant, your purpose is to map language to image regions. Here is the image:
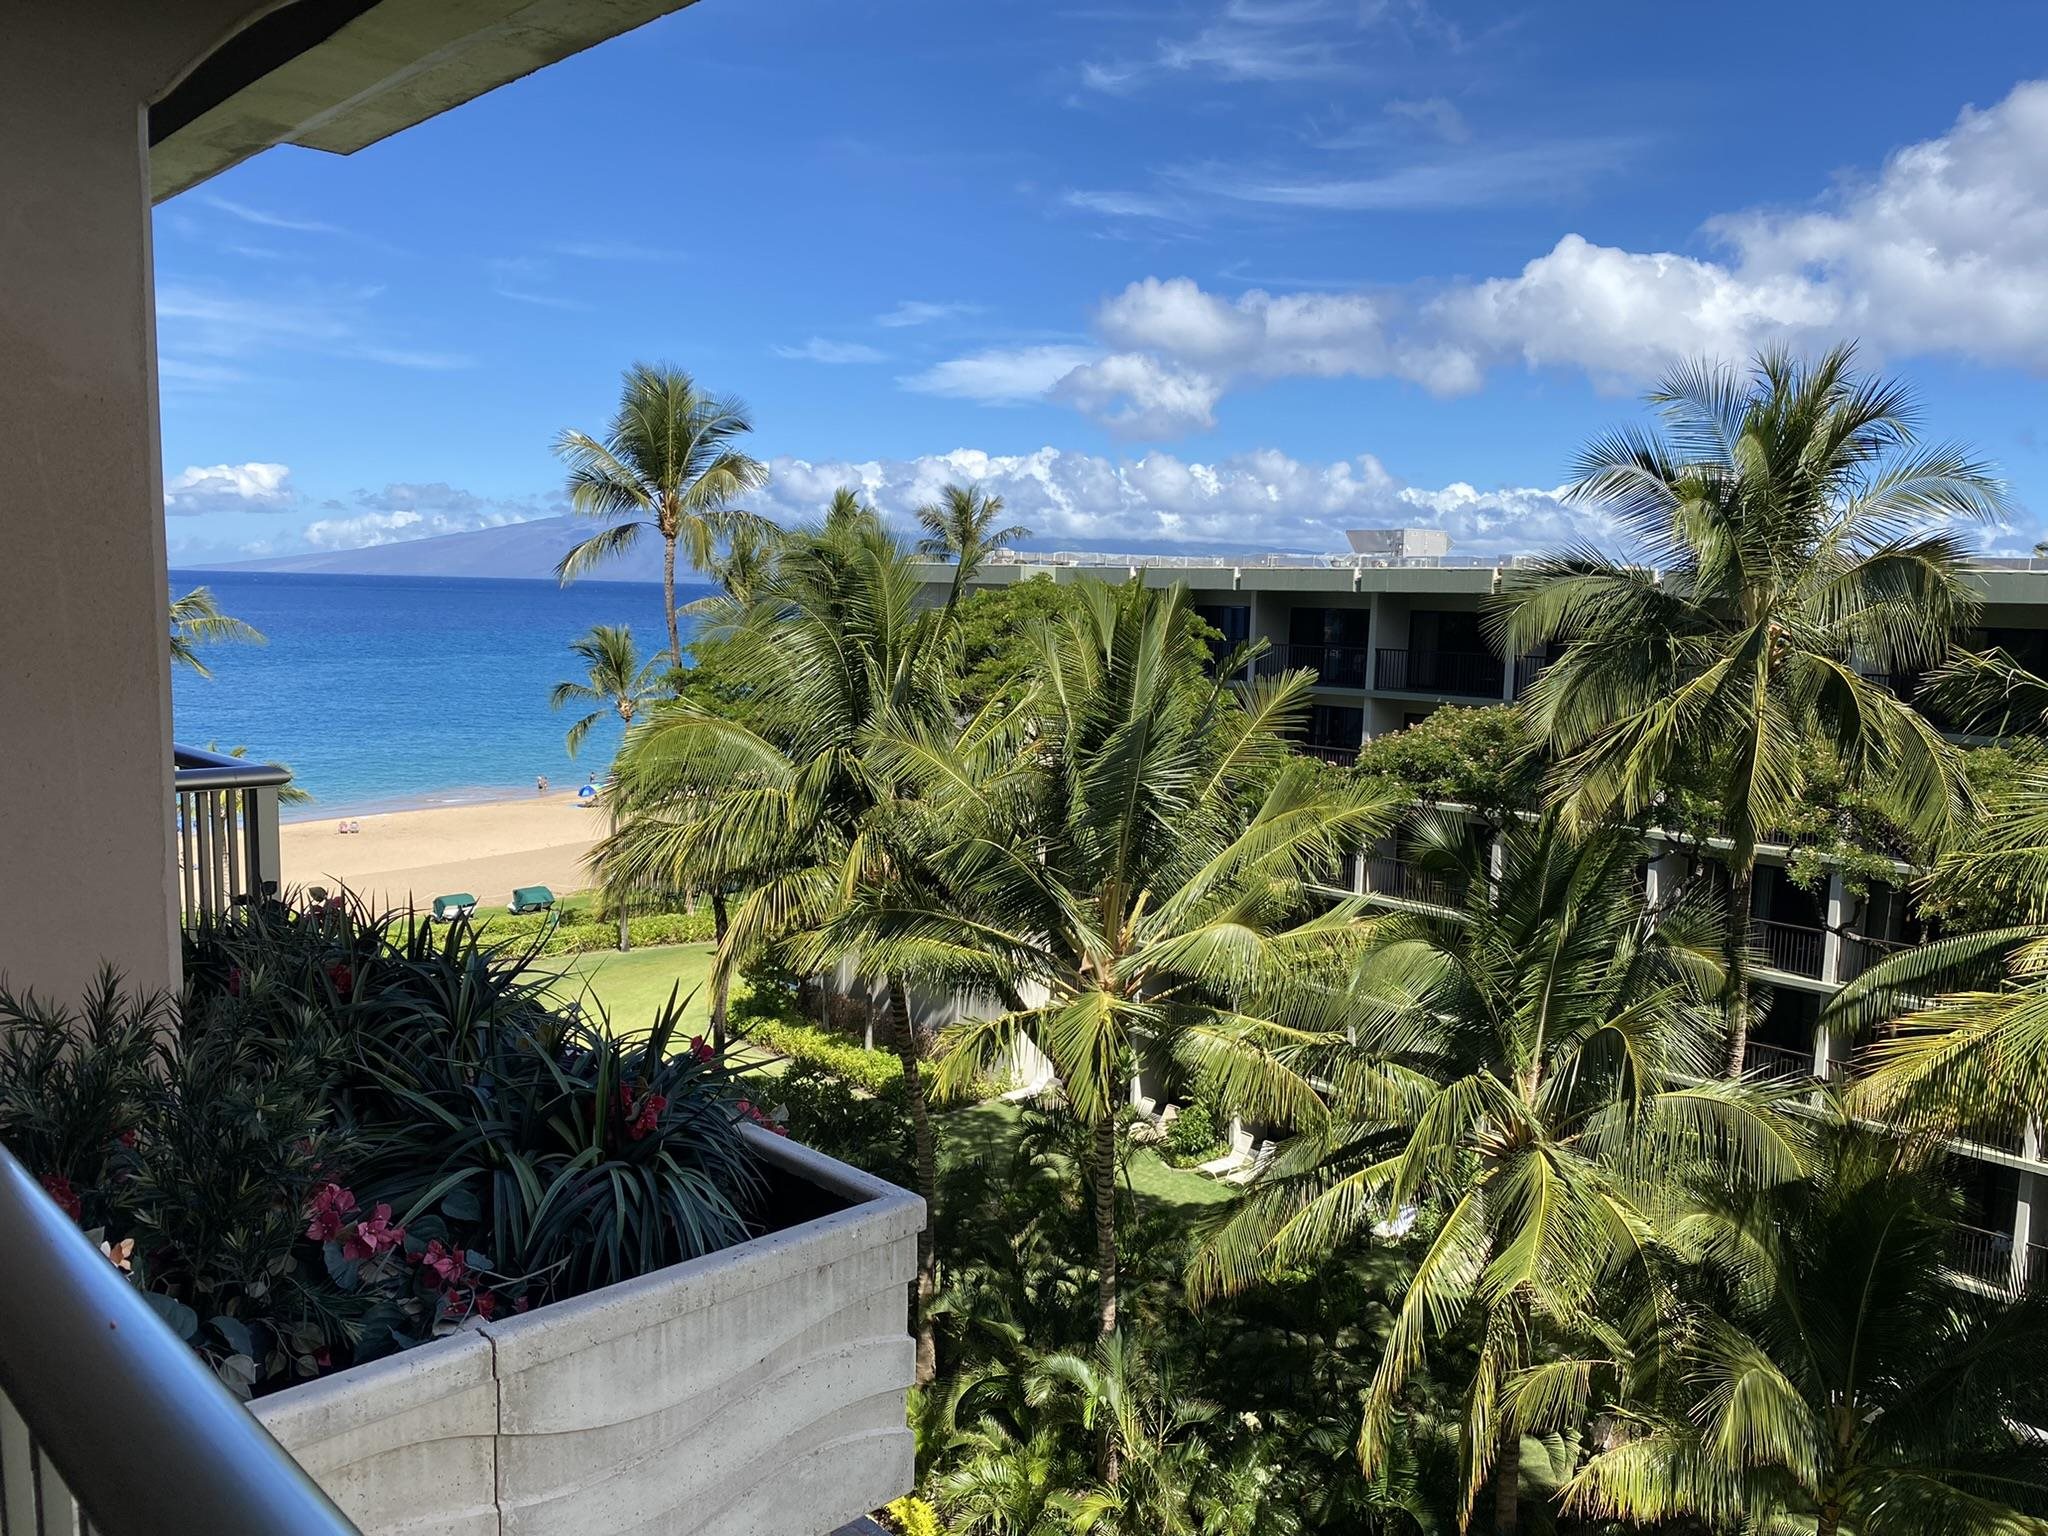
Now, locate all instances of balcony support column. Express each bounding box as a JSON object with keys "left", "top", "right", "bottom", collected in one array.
[
  {"left": 0, "top": 2, "right": 283, "bottom": 1000},
  {"left": 2015, "top": 1122, "right": 2041, "bottom": 1294},
  {"left": 1815, "top": 873, "right": 1851, "bottom": 1079}
]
